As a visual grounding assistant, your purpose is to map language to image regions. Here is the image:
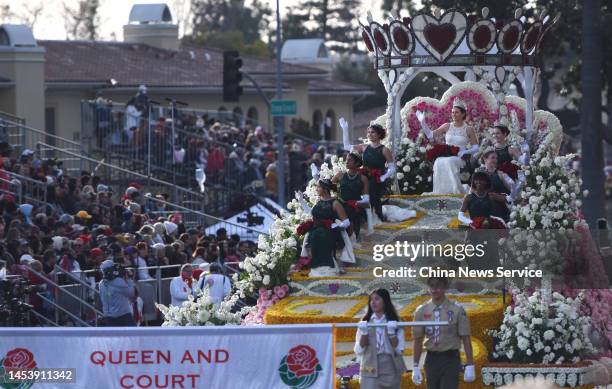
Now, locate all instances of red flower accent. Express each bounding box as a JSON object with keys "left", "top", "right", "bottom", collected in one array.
[
  {"left": 359, "top": 167, "right": 383, "bottom": 183},
  {"left": 3, "top": 348, "right": 37, "bottom": 370},
  {"left": 470, "top": 216, "right": 506, "bottom": 229},
  {"left": 296, "top": 220, "right": 314, "bottom": 236},
  {"left": 286, "top": 345, "right": 320, "bottom": 378},
  {"left": 425, "top": 144, "right": 460, "bottom": 162},
  {"left": 498, "top": 161, "right": 520, "bottom": 180},
  {"left": 317, "top": 219, "right": 334, "bottom": 230},
  {"left": 345, "top": 200, "right": 360, "bottom": 211}
]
